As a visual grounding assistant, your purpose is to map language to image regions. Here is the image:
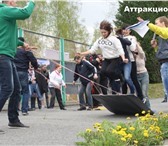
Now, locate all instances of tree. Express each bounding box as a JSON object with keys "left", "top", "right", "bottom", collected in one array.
[{"left": 114, "top": 1, "right": 168, "bottom": 83}]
